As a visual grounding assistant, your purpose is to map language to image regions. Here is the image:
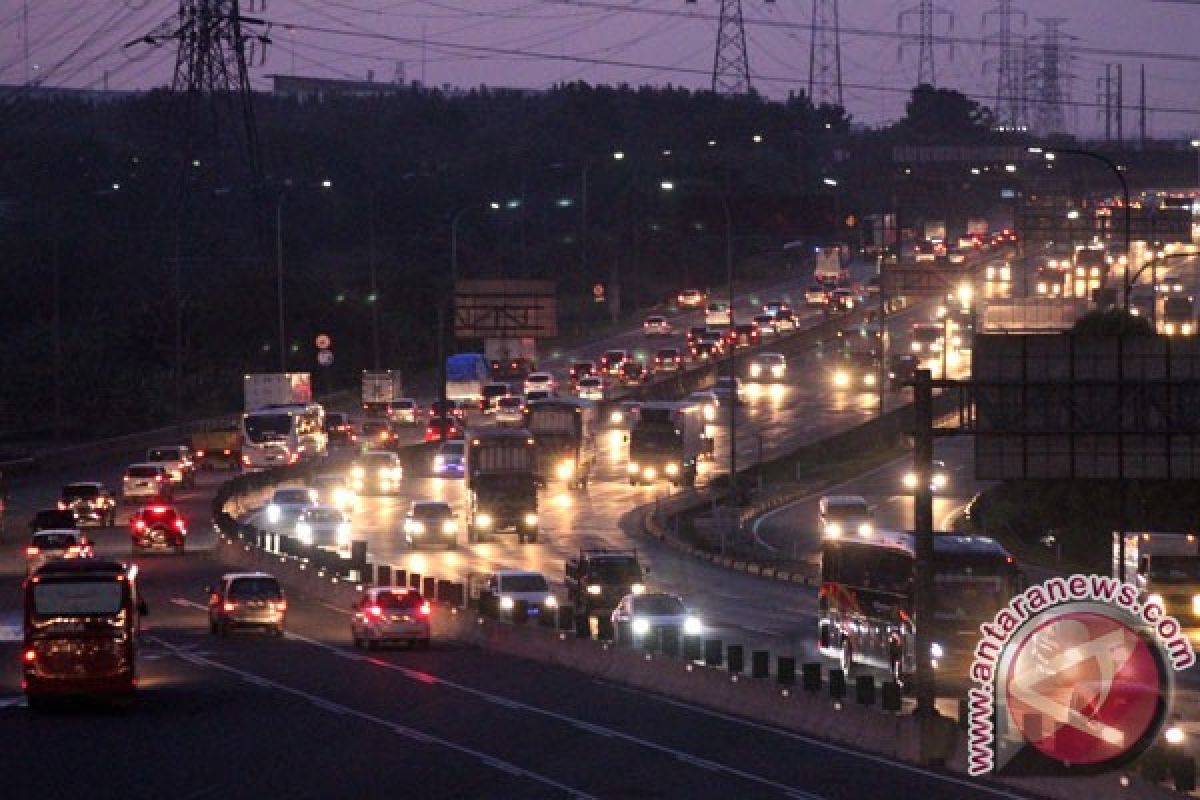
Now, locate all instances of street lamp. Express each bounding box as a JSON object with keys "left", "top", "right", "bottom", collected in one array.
[
  {"left": 1028, "top": 146, "right": 1131, "bottom": 309},
  {"left": 1191, "top": 139, "right": 1200, "bottom": 190},
  {"left": 274, "top": 178, "right": 332, "bottom": 372},
  {"left": 580, "top": 150, "right": 628, "bottom": 325}
]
